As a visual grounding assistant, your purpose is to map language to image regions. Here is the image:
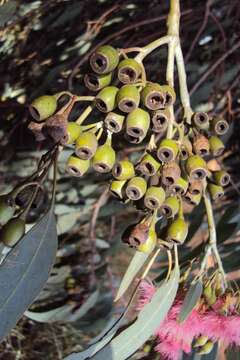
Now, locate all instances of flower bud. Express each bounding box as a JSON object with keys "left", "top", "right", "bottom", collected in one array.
[
  {"left": 125, "top": 176, "right": 147, "bottom": 200},
  {"left": 89, "top": 45, "right": 119, "bottom": 74},
  {"left": 66, "top": 155, "right": 90, "bottom": 177},
  {"left": 159, "top": 196, "right": 179, "bottom": 218},
  {"left": 110, "top": 180, "right": 126, "bottom": 199},
  {"left": 104, "top": 112, "right": 125, "bottom": 133},
  {"left": 117, "top": 58, "right": 142, "bottom": 84},
  {"left": 75, "top": 132, "right": 98, "bottom": 160},
  {"left": 0, "top": 217, "right": 25, "bottom": 247},
  {"left": 208, "top": 183, "right": 224, "bottom": 201},
  {"left": 0, "top": 195, "right": 15, "bottom": 227},
  {"left": 211, "top": 117, "right": 229, "bottom": 135},
  {"left": 188, "top": 179, "right": 203, "bottom": 195},
  {"left": 29, "top": 95, "right": 57, "bottom": 121},
  {"left": 141, "top": 83, "right": 165, "bottom": 110},
  {"left": 184, "top": 191, "right": 202, "bottom": 206},
  {"left": 197, "top": 341, "right": 214, "bottom": 355},
  {"left": 192, "top": 112, "right": 209, "bottom": 130},
  {"left": 180, "top": 137, "right": 192, "bottom": 160},
  {"left": 112, "top": 160, "right": 135, "bottom": 180},
  {"left": 213, "top": 170, "right": 230, "bottom": 187},
  {"left": 65, "top": 122, "right": 81, "bottom": 144},
  {"left": 192, "top": 134, "right": 210, "bottom": 157},
  {"left": 162, "top": 161, "right": 181, "bottom": 186},
  {"left": 126, "top": 108, "right": 150, "bottom": 138},
  {"left": 194, "top": 335, "right": 209, "bottom": 348},
  {"left": 157, "top": 139, "right": 178, "bottom": 162},
  {"left": 84, "top": 72, "right": 112, "bottom": 91},
  {"left": 151, "top": 108, "right": 170, "bottom": 133},
  {"left": 186, "top": 155, "right": 208, "bottom": 180},
  {"left": 92, "top": 144, "right": 116, "bottom": 173},
  {"left": 170, "top": 177, "right": 188, "bottom": 196},
  {"left": 144, "top": 186, "right": 165, "bottom": 209},
  {"left": 209, "top": 136, "right": 225, "bottom": 157},
  {"left": 95, "top": 86, "right": 118, "bottom": 113},
  {"left": 137, "top": 153, "right": 161, "bottom": 176},
  {"left": 161, "top": 85, "right": 176, "bottom": 106},
  {"left": 137, "top": 227, "right": 157, "bottom": 253},
  {"left": 166, "top": 217, "right": 188, "bottom": 244},
  {"left": 116, "top": 85, "right": 140, "bottom": 113}
]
